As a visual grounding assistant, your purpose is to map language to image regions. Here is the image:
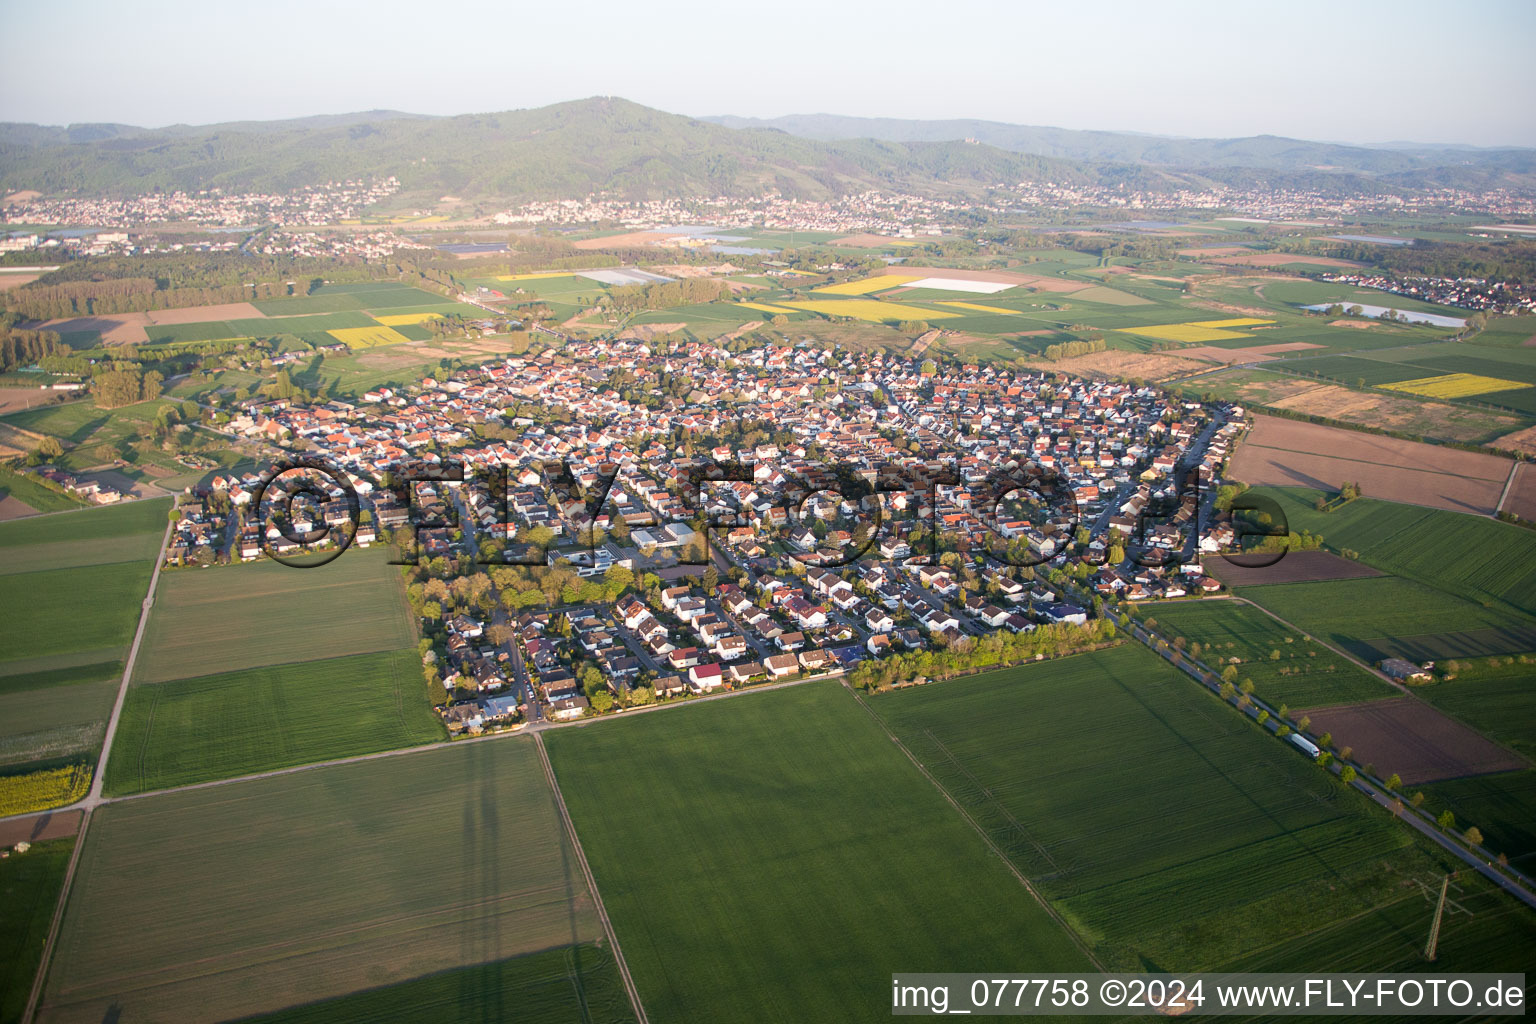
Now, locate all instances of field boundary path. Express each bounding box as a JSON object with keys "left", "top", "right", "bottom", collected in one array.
[
  {"left": 533, "top": 732, "right": 649, "bottom": 1024},
  {"left": 843, "top": 681, "right": 1107, "bottom": 971},
  {"left": 88, "top": 517, "right": 175, "bottom": 802},
  {"left": 1496, "top": 461, "right": 1519, "bottom": 515},
  {"left": 22, "top": 516, "right": 175, "bottom": 1024},
  {"left": 1138, "top": 594, "right": 1410, "bottom": 694}
]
